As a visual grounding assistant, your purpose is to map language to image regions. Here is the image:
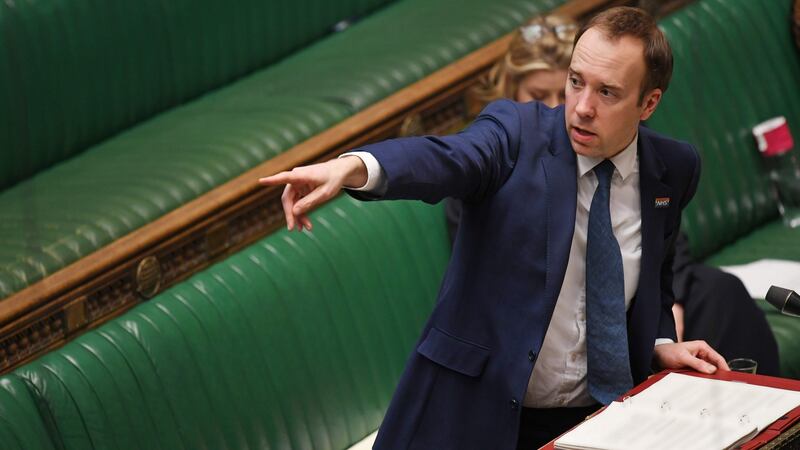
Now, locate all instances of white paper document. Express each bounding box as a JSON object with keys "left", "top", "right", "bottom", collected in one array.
[
  {"left": 554, "top": 373, "right": 800, "bottom": 450},
  {"left": 719, "top": 259, "right": 800, "bottom": 299}
]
